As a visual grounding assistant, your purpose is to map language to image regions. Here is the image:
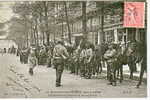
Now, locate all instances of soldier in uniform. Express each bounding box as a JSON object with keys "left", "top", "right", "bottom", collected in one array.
[
  {"left": 53, "top": 39, "right": 69, "bottom": 87},
  {"left": 4, "top": 48, "right": 6, "bottom": 53},
  {"left": 47, "top": 45, "right": 53, "bottom": 68},
  {"left": 85, "top": 43, "right": 94, "bottom": 79},
  {"left": 79, "top": 46, "right": 87, "bottom": 77},
  {"left": 104, "top": 43, "right": 117, "bottom": 86},
  {"left": 39, "top": 46, "right": 47, "bottom": 65},
  {"left": 28, "top": 45, "right": 38, "bottom": 75}
]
